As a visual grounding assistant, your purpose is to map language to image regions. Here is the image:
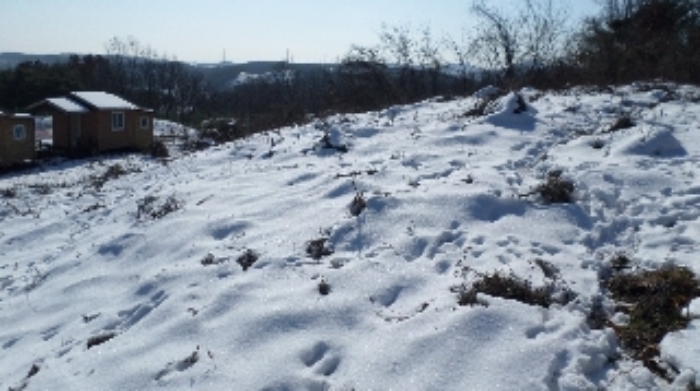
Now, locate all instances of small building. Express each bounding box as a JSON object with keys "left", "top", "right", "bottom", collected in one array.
[
  {"left": 28, "top": 91, "right": 153, "bottom": 154},
  {"left": 0, "top": 111, "right": 36, "bottom": 168}
]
